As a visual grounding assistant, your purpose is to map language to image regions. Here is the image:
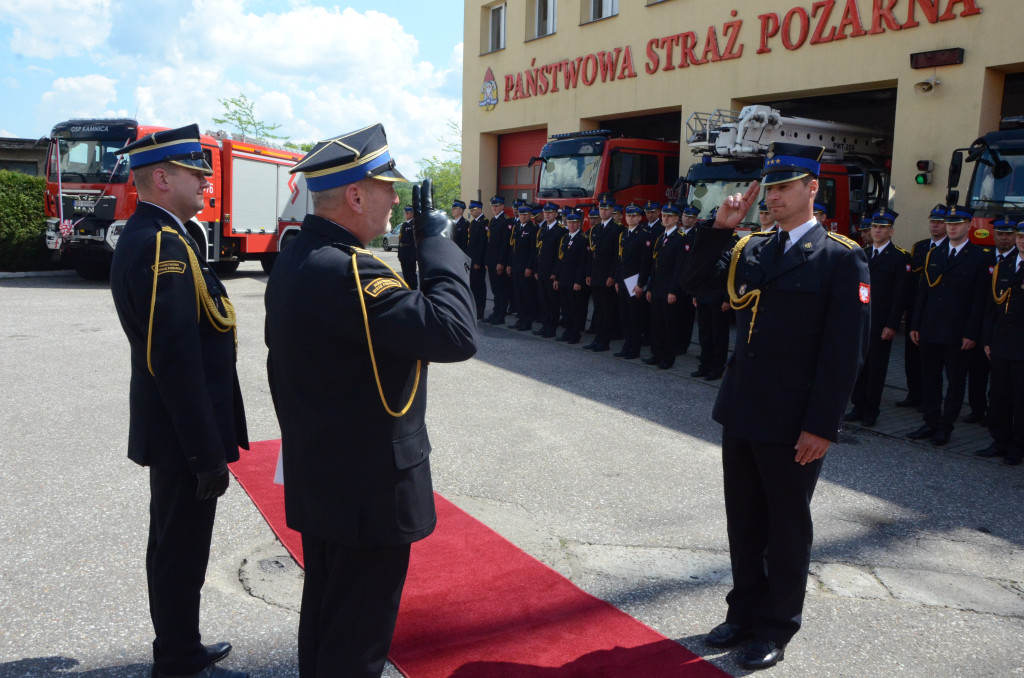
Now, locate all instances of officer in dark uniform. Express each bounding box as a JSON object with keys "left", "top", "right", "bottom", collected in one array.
[
  {"left": 909, "top": 205, "right": 990, "bottom": 446},
  {"left": 109, "top": 124, "right": 249, "bottom": 678},
  {"left": 676, "top": 204, "right": 700, "bottom": 356},
  {"left": 264, "top": 125, "right": 477, "bottom": 678},
  {"left": 898, "top": 204, "right": 949, "bottom": 408},
  {"left": 756, "top": 200, "right": 778, "bottom": 233},
  {"left": 965, "top": 218, "right": 1017, "bottom": 424},
  {"left": 691, "top": 228, "right": 735, "bottom": 381},
  {"left": 397, "top": 205, "right": 417, "bottom": 290},
  {"left": 844, "top": 208, "right": 910, "bottom": 427},
  {"left": 553, "top": 209, "right": 589, "bottom": 344},
  {"left": 508, "top": 204, "right": 539, "bottom": 330},
  {"left": 681, "top": 143, "right": 869, "bottom": 671},
  {"left": 484, "top": 196, "right": 512, "bottom": 324},
  {"left": 979, "top": 218, "right": 1024, "bottom": 465},
  {"left": 643, "top": 204, "right": 687, "bottom": 369},
  {"left": 451, "top": 200, "right": 469, "bottom": 253},
  {"left": 585, "top": 198, "right": 622, "bottom": 351},
  {"left": 534, "top": 202, "right": 567, "bottom": 337},
  {"left": 467, "top": 199, "right": 489, "bottom": 319},
  {"left": 613, "top": 204, "right": 653, "bottom": 358}
]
